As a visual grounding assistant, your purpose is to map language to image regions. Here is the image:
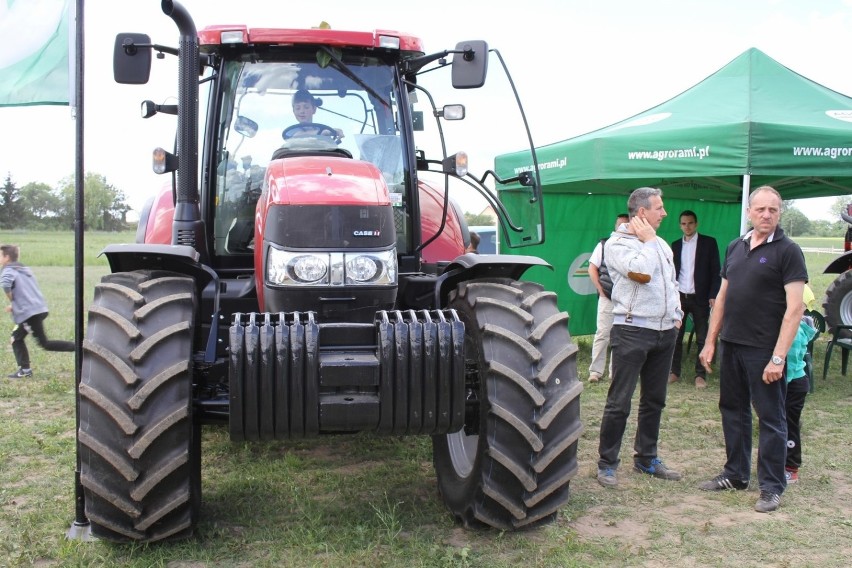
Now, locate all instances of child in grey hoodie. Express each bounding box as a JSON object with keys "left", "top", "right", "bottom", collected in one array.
[{"left": 1, "top": 244, "right": 74, "bottom": 378}]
